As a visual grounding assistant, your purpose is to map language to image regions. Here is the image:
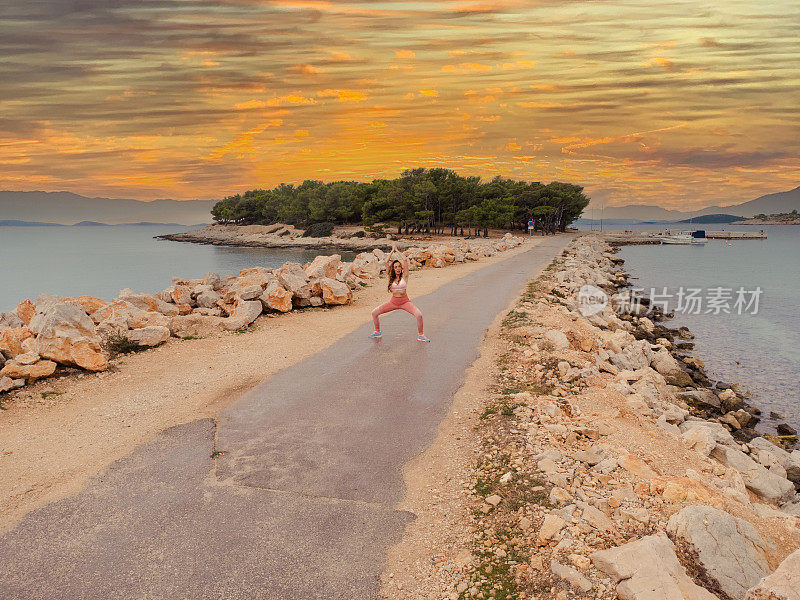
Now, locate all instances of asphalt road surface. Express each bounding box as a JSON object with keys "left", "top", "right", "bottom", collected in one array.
[{"left": 0, "top": 234, "right": 573, "bottom": 600}]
